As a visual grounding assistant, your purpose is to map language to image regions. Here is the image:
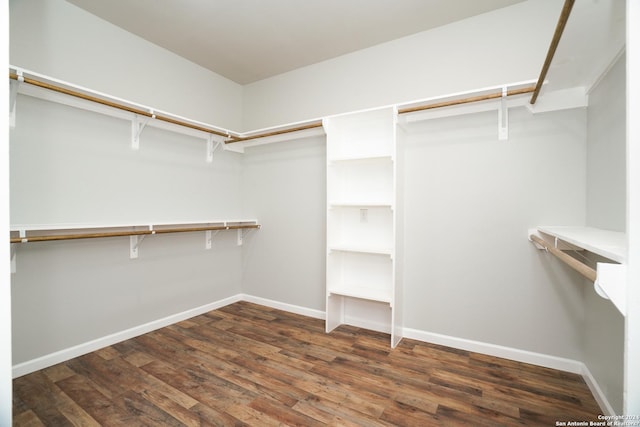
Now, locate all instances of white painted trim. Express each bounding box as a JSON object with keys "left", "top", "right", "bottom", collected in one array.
[
  {"left": 586, "top": 46, "right": 626, "bottom": 95},
  {"left": 12, "top": 294, "right": 242, "bottom": 378},
  {"left": 582, "top": 364, "right": 616, "bottom": 416},
  {"left": 625, "top": 0, "right": 640, "bottom": 414},
  {"left": 402, "top": 327, "right": 584, "bottom": 374},
  {"left": 240, "top": 294, "right": 325, "bottom": 320}
]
